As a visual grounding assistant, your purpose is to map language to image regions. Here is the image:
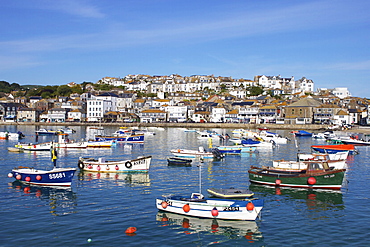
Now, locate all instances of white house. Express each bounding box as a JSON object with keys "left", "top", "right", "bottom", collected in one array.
[
  {"left": 87, "top": 92, "right": 118, "bottom": 122},
  {"left": 165, "top": 105, "right": 188, "bottom": 122},
  {"left": 210, "top": 107, "right": 226, "bottom": 123}
]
